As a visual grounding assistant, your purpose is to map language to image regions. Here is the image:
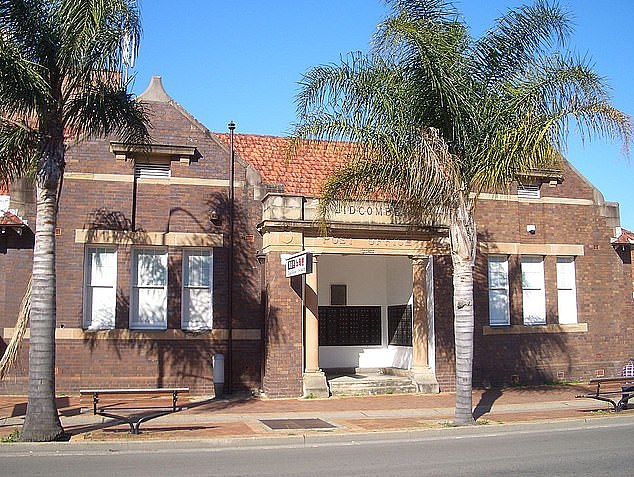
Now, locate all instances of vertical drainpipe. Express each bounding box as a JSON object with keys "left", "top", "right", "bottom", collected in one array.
[{"left": 227, "top": 120, "right": 236, "bottom": 394}]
